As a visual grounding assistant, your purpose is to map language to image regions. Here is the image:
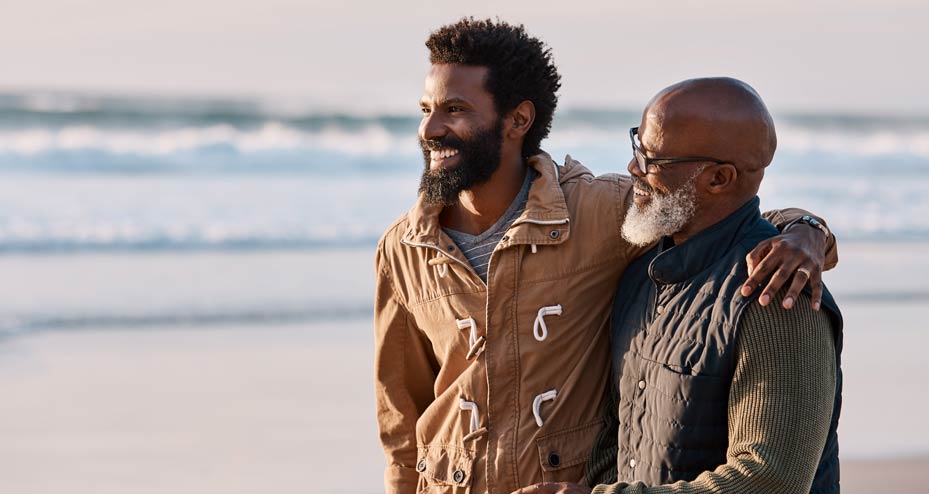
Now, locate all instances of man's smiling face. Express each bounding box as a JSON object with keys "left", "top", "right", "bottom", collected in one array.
[
  {"left": 417, "top": 63, "right": 504, "bottom": 205},
  {"left": 621, "top": 115, "right": 706, "bottom": 246}
]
